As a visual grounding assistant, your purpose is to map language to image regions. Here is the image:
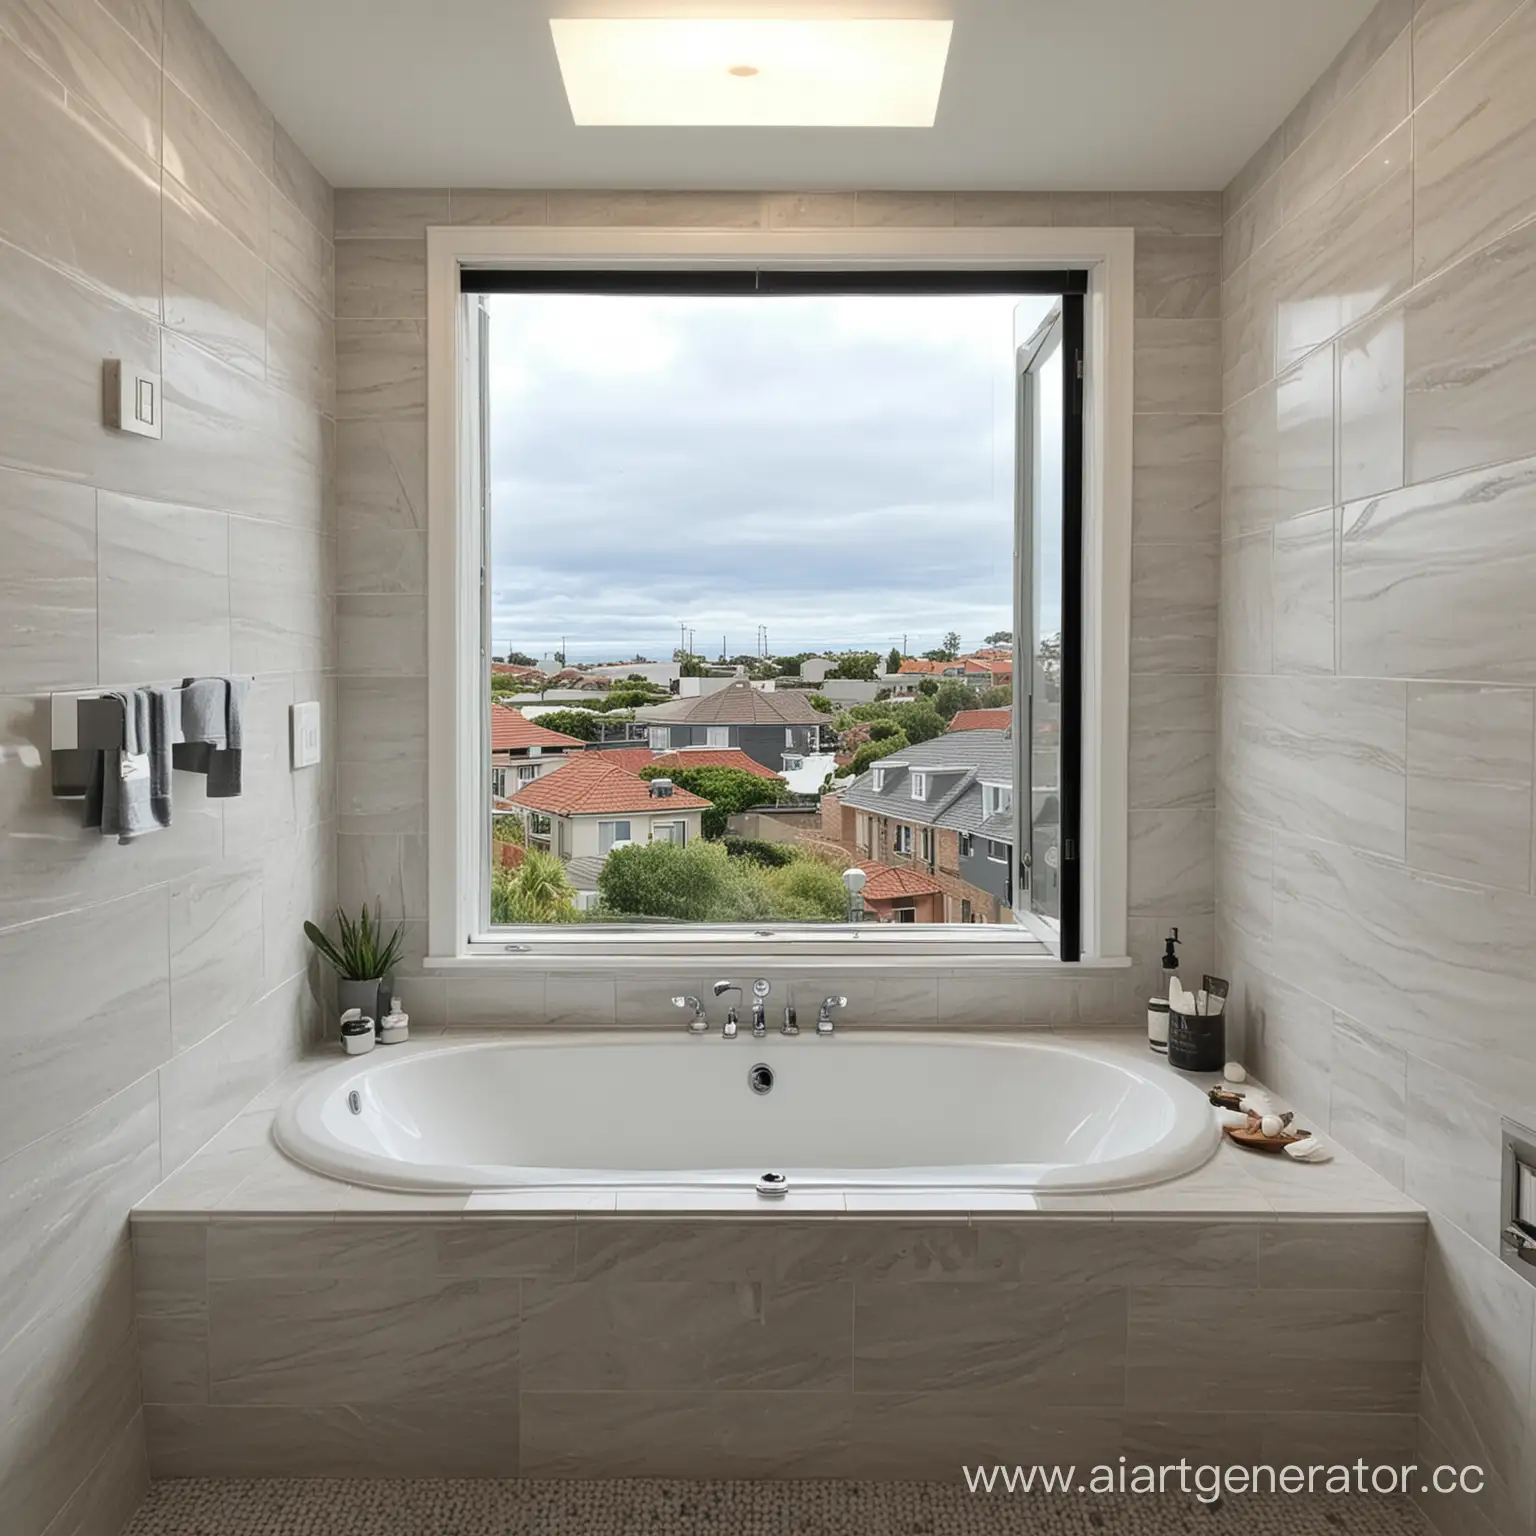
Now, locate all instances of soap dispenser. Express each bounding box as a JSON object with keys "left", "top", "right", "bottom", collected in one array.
[{"left": 1147, "top": 927, "right": 1179, "bottom": 1054}]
